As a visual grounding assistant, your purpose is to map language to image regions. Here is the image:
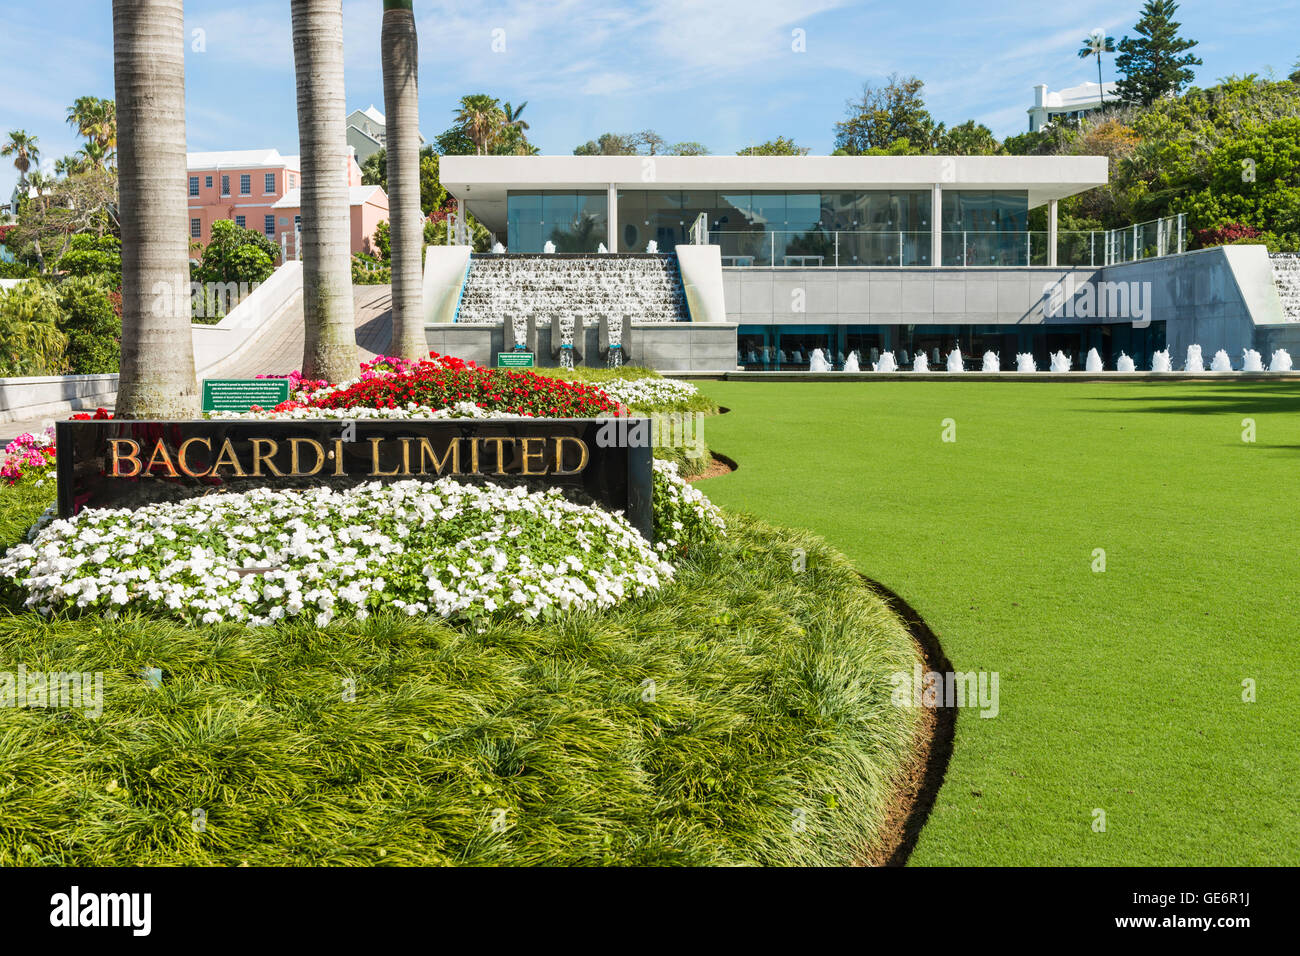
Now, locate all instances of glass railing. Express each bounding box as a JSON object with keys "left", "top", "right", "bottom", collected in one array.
[{"left": 706, "top": 214, "right": 1187, "bottom": 268}]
